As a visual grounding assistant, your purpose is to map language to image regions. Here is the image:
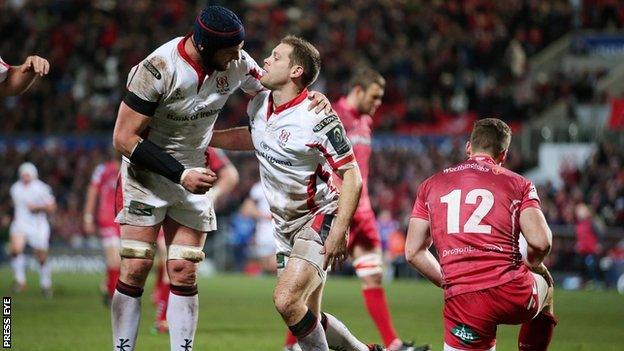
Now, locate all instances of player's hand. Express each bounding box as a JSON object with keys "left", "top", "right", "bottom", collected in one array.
[
  {"left": 320, "top": 228, "right": 348, "bottom": 270},
  {"left": 19, "top": 55, "right": 50, "bottom": 76},
  {"left": 180, "top": 167, "right": 217, "bottom": 194},
  {"left": 84, "top": 221, "right": 96, "bottom": 235},
  {"left": 531, "top": 263, "right": 554, "bottom": 287},
  {"left": 308, "top": 91, "right": 335, "bottom": 115}
]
